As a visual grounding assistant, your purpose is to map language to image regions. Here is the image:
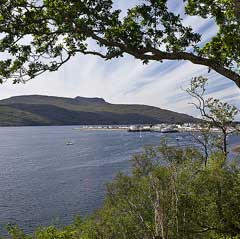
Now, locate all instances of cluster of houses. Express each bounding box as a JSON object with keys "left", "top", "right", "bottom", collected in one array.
[
  {"left": 128, "top": 123, "right": 239, "bottom": 133},
  {"left": 128, "top": 123, "right": 196, "bottom": 133},
  {"left": 76, "top": 123, "right": 239, "bottom": 133}
]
